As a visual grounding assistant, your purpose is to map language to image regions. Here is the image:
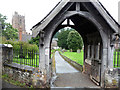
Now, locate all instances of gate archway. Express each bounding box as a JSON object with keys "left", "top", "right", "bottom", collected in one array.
[
  {"left": 48, "top": 13, "right": 104, "bottom": 86},
  {"left": 31, "top": 1, "right": 119, "bottom": 87}
]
